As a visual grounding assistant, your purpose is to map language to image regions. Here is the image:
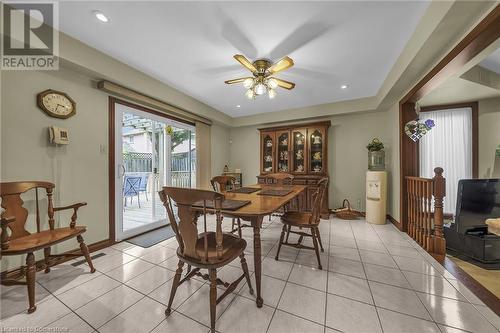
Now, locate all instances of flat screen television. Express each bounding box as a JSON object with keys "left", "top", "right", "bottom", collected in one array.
[{"left": 455, "top": 179, "right": 500, "bottom": 235}]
